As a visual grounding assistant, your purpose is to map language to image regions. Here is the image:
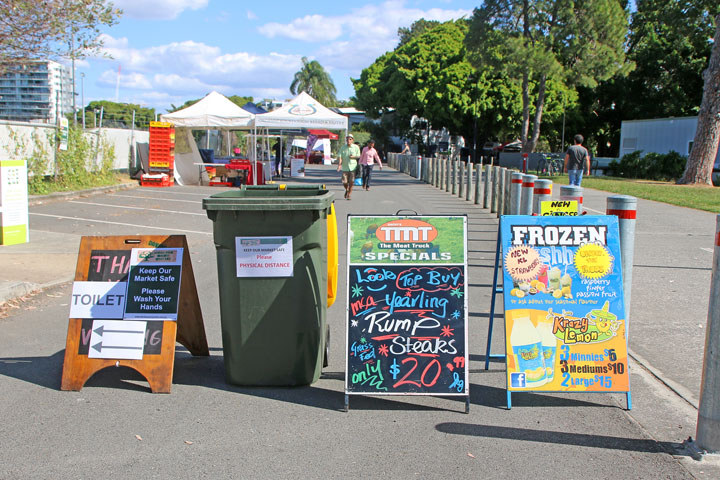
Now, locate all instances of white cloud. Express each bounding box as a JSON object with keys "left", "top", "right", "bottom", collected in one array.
[
  {"left": 112, "top": 0, "right": 209, "bottom": 20},
  {"left": 259, "top": 15, "right": 343, "bottom": 42},
  {"left": 247, "top": 10, "right": 257, "bottom": 20},
  {"left": 257, "top": 1, "right": 471, "bottom": 46},
  {"left": 94, "top": 35, "right": 304, "bottom": 100},
  {"left": 97, "top": 70, "right": 153, "bottom": 90},
  {"left": 256, "top": 0, "right": 472, "bottom": 76}
]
